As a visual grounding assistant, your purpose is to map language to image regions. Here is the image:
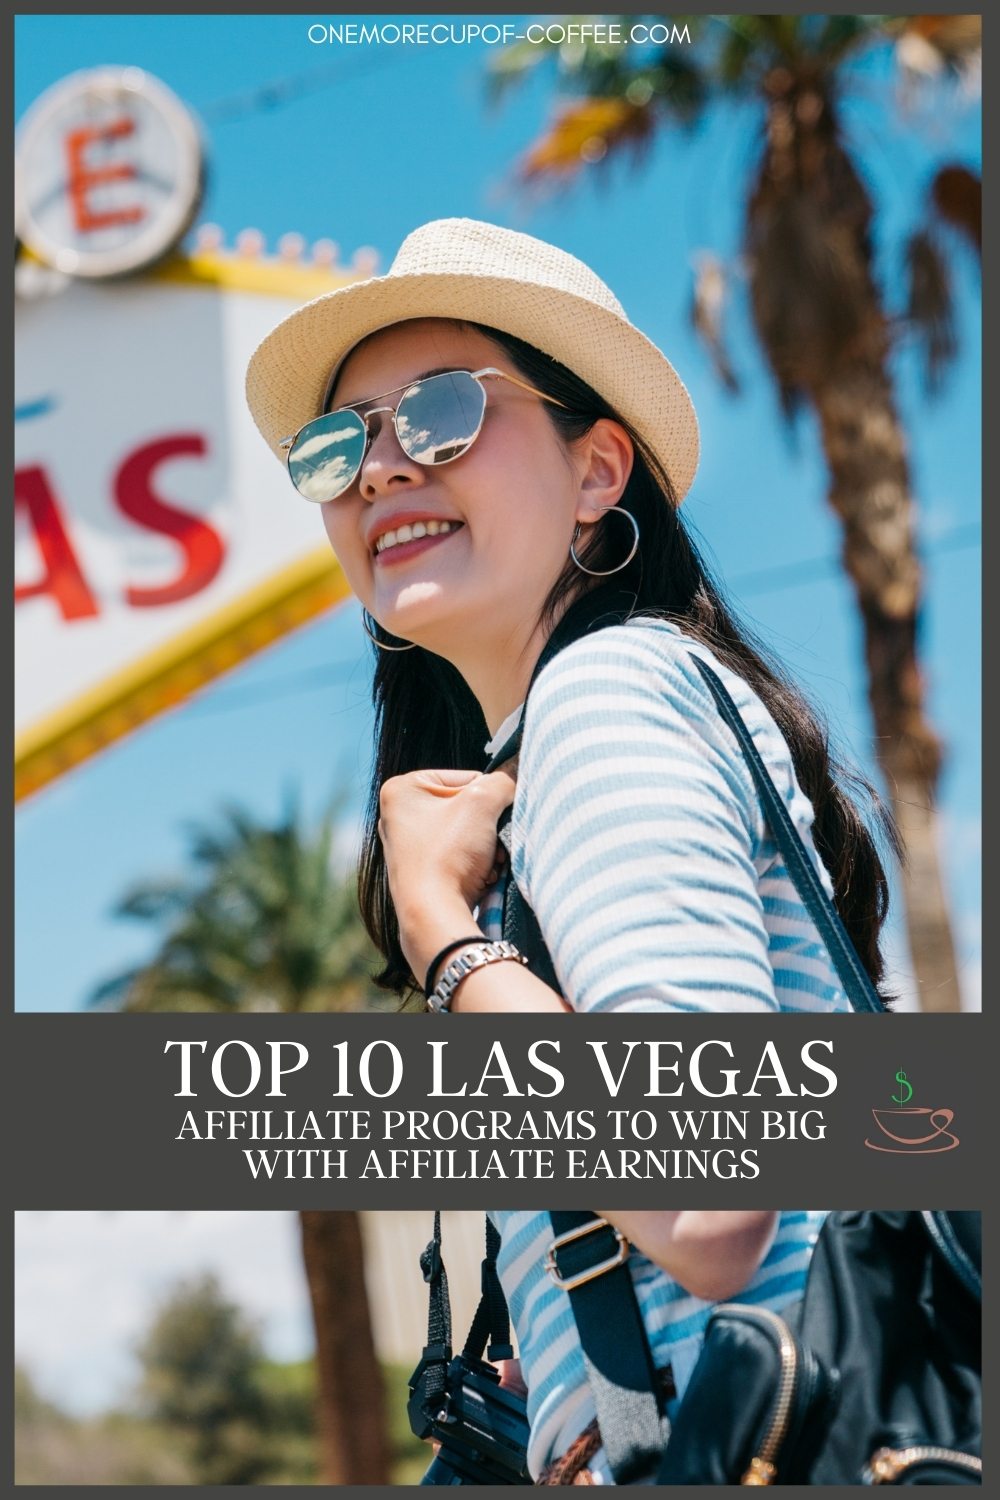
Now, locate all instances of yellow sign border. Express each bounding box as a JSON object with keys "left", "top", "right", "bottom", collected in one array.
[
  {"left": 15, "top": 547, "right": 352, "bottom": 802},
  {"left": 16, "top": 244, "right": 360, "bottom": 801},
  {"left": 149, "top": 244, "right": 363, "bottom": 300}
]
